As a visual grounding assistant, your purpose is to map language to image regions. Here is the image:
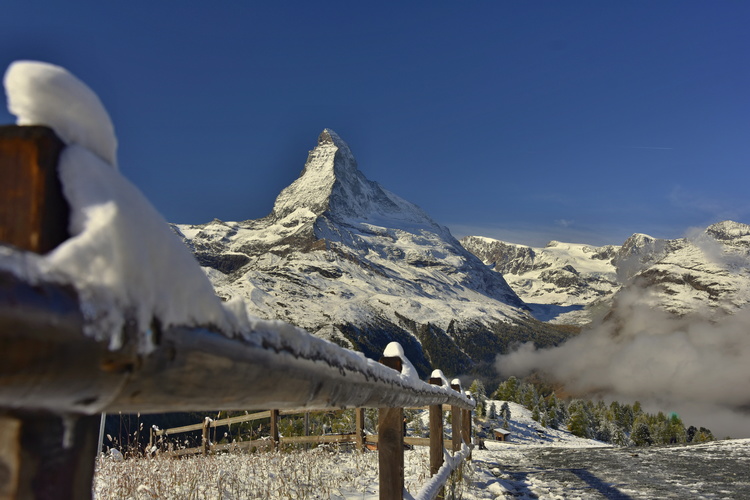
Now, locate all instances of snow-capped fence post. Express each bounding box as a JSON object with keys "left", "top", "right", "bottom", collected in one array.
[
  {"left": 270, "top": 409, "right": 280, "bottom": 451},
  {"left": 0, "top": 125, "right": 69, "bottom": 254},
  {"left": 428, "top": 375, "right": 446, "bottom": 500},
  {"left": 462, "top": 392, "right": 473, "bottom": 461},
  {"left": 378, "top": 354, "right": 405, "bottom": 500},
  {"left": 201, "top": 417, "right": 210, "bottom": 456},
  {"left": 355, "top": 407, "right": 366, "bottom": 452},
  {"left": 450, "top": 381, "right": 462, "bottom": 454},
  {"left": 0, "top": 124, "right": 104, "bottom": 500}
]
